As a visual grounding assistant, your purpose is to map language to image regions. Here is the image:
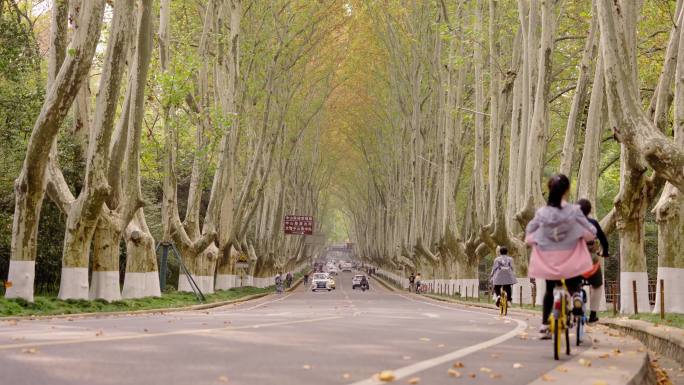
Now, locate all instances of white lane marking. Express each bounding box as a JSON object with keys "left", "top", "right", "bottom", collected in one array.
[
  {"left": 214, "top": 292, "right": 295, "bottom": 313},
  {"left": 347, "top": 292, "right": 528, "bottom": 385},
  {"left": 349, "top": 317, "right": 527, "bottom": 385},
  {"left": 422, "top": 313, "right": 439, "bottom": 319},
  {"left": 0, "top": 315, "right": 342, "bottom": 351}
]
